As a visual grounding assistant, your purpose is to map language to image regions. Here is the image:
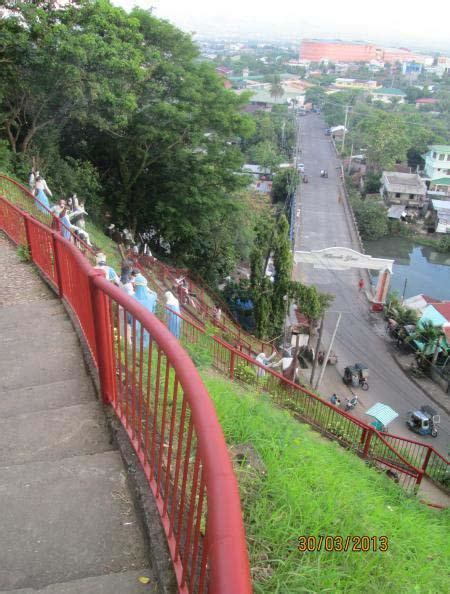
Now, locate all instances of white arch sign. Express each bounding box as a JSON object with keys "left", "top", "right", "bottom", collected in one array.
[
  {"left": 294, "top": 247, "right": 394, "bottom": 272},
  {"left": 294, "top": 247, "right": 394, "bottom": 308}
]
